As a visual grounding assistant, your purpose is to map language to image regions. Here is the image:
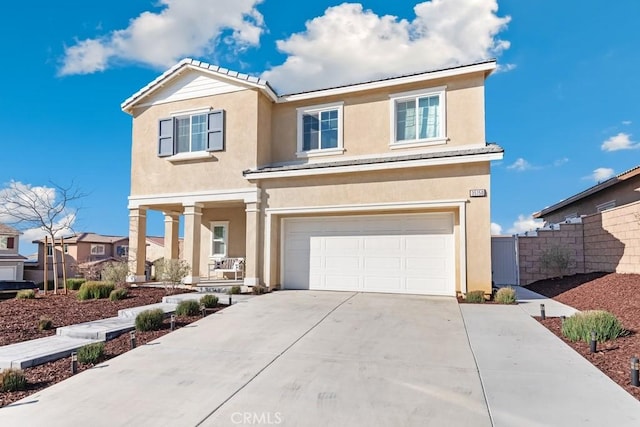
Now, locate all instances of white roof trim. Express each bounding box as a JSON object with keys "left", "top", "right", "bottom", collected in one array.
[
  {"left": 245, "top": 152, "right": 503, "bottom": 180},
  {"left": 121, "top": 58, "right": 278, "bottom": 113},
  {"left": 278, "top": 61, "right": 496, "bottom": 103},
  {"left": 122, "top": 59, "right": 497, "bottom": 113}
]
